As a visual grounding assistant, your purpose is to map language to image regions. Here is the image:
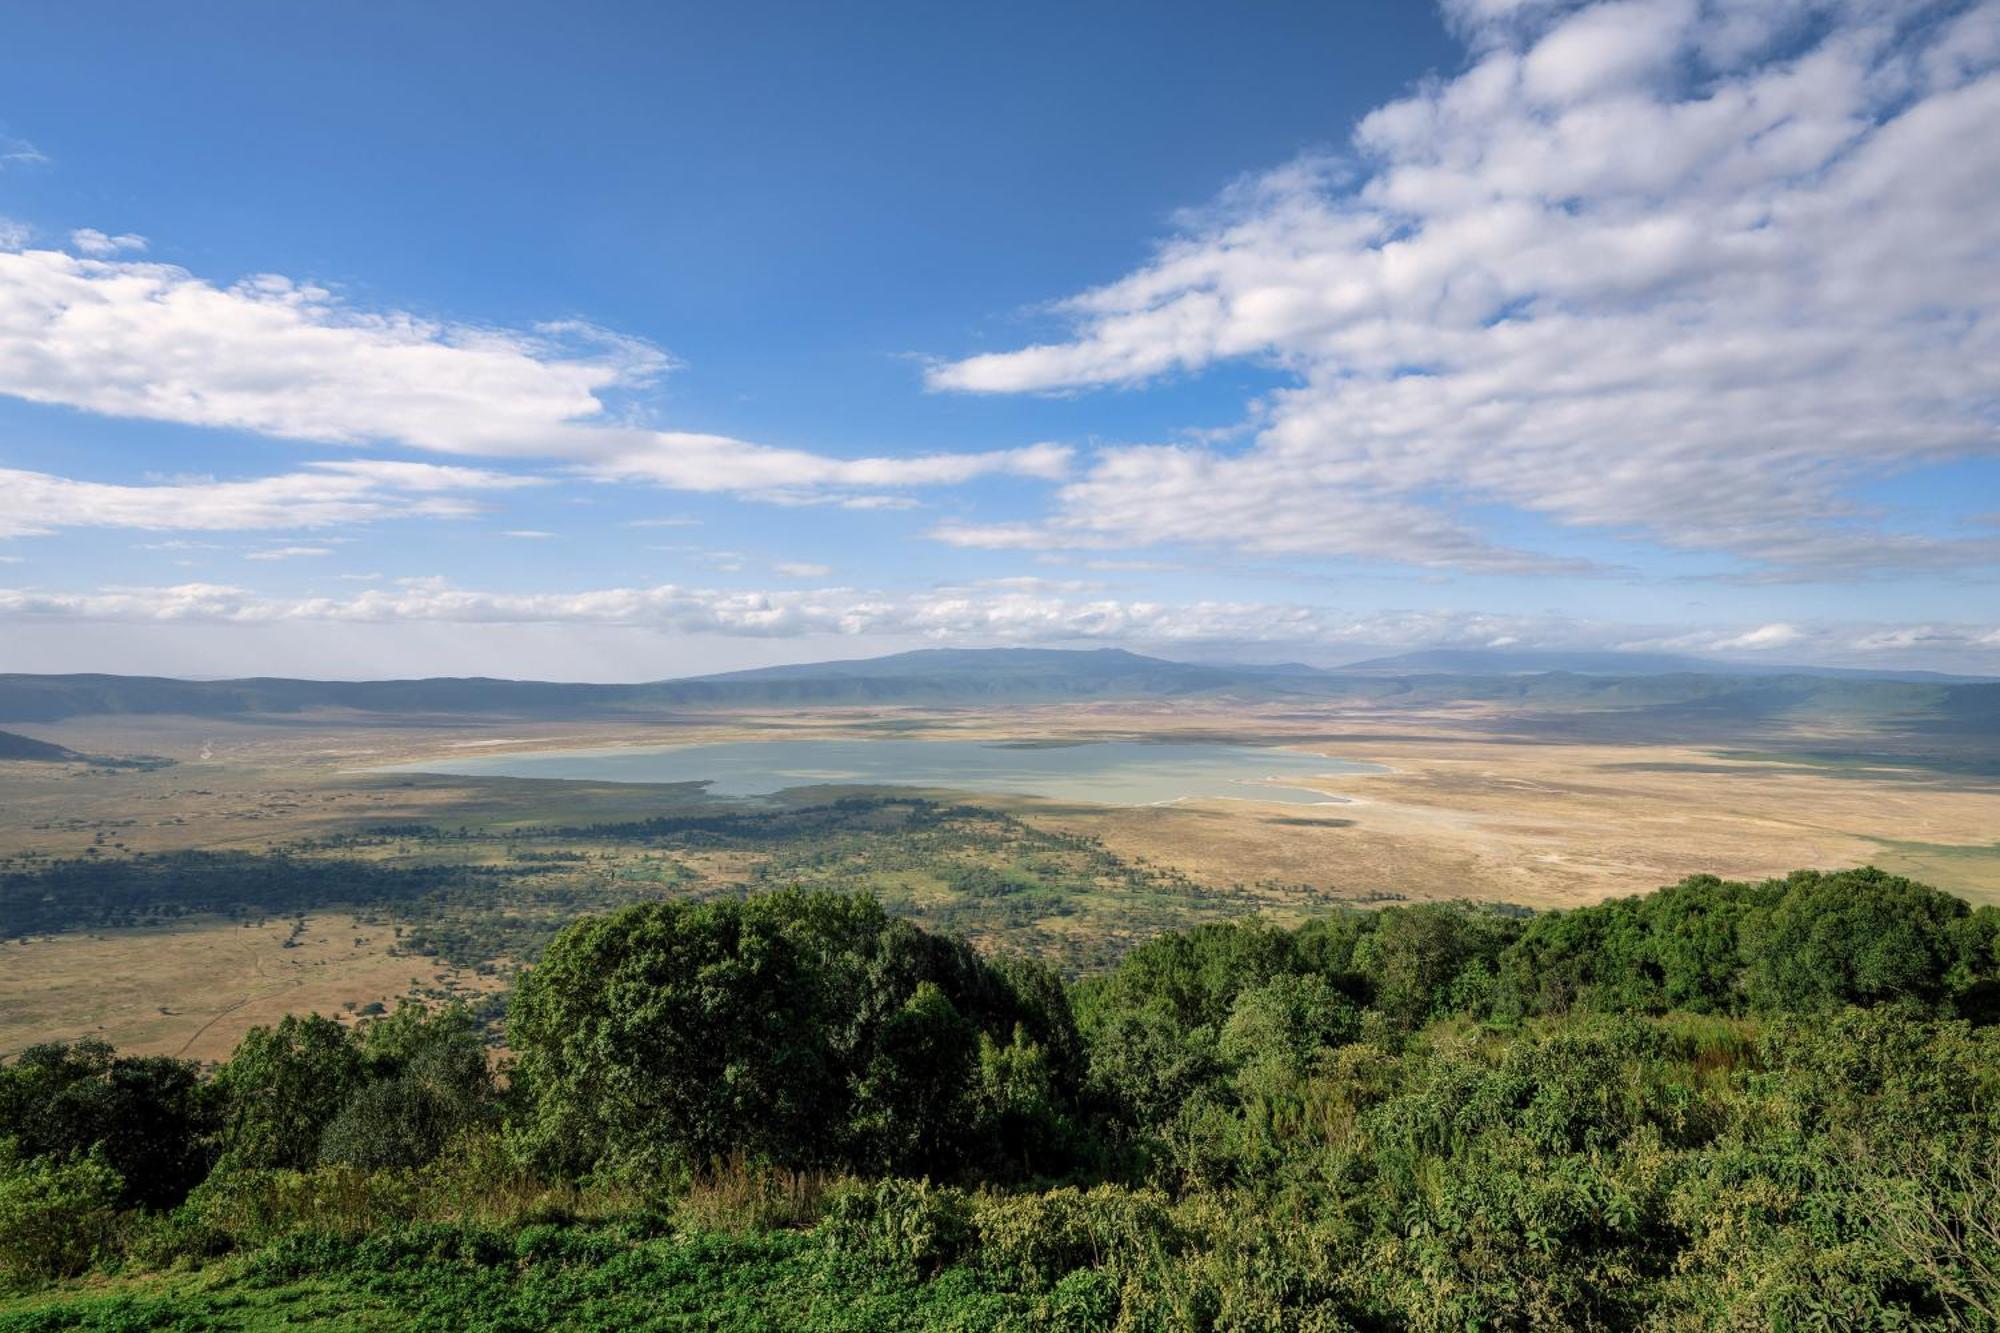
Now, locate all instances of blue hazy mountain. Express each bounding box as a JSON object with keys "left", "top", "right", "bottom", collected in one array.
[{"left": 0, "top": 648, "right": 1992, "bottom": 736}]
